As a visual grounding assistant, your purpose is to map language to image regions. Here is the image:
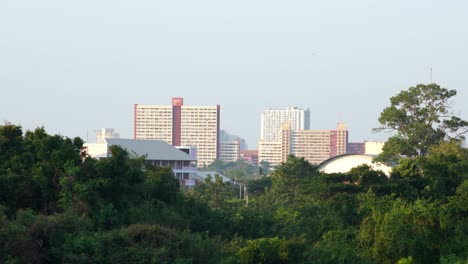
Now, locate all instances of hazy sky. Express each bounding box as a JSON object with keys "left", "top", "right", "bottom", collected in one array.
[{"left": 1, "top": 0, "right": 468, "bottom": 148}]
